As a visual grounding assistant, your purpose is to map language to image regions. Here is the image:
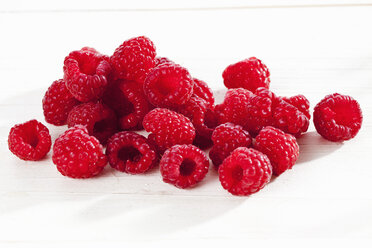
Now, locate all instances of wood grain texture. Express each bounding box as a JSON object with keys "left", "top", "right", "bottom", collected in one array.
[{"left": 0, "top": 1, "right": 371, "bottom": 246}]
